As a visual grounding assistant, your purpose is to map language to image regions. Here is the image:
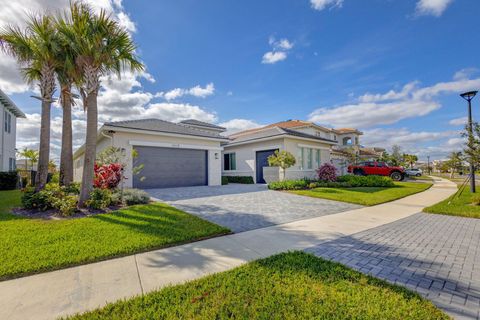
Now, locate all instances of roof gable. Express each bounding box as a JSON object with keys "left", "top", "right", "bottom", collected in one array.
[{"left": 104, "top": 118, "right": 229, "bottom": 140}]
